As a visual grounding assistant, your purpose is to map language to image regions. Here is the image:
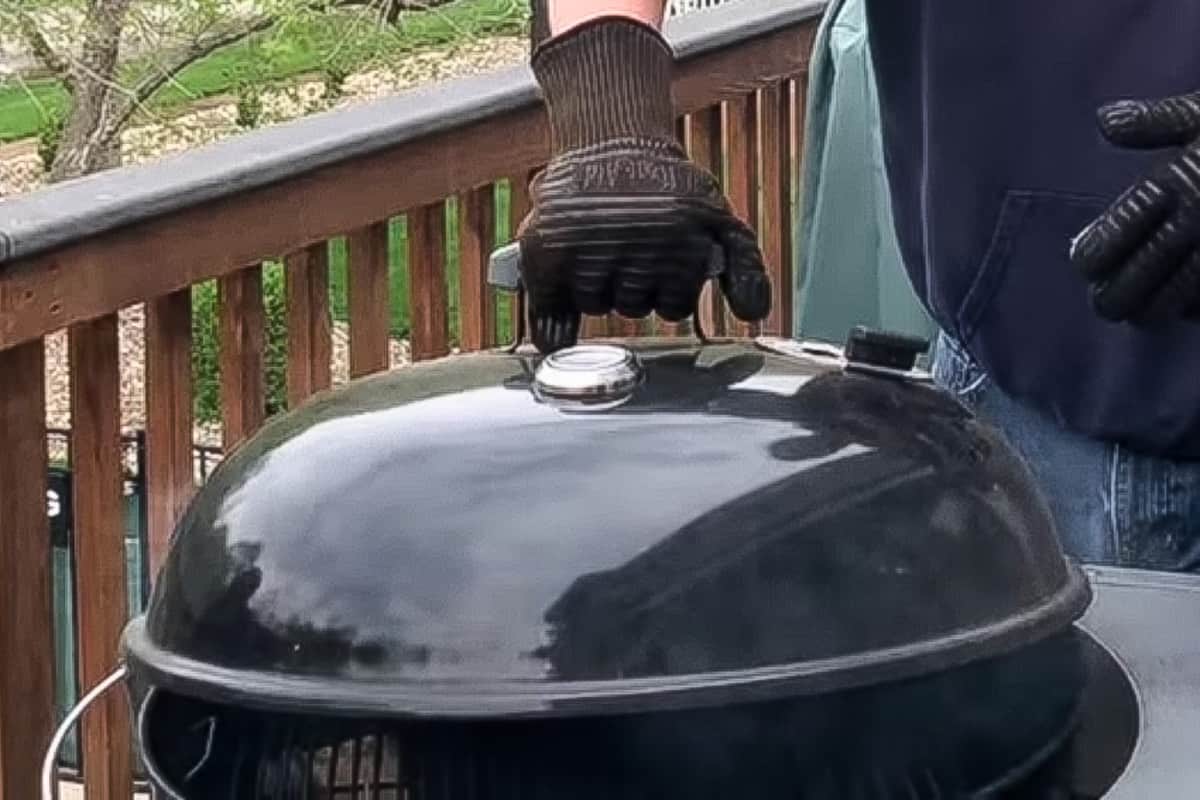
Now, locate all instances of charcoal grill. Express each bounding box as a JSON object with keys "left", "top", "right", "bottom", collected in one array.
[{"left": 41, "top": 333, "right": 1200, "bottom": 799}]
